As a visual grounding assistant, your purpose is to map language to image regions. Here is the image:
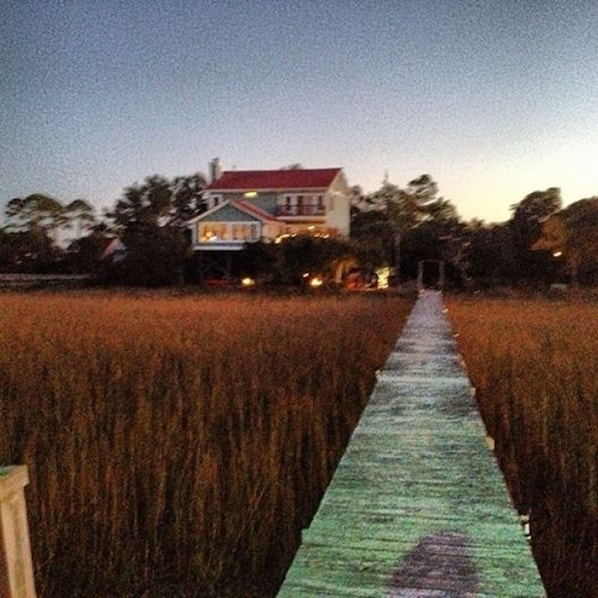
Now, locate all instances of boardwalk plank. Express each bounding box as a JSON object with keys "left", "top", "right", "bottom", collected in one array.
[{"left": 278, "top": 291, "right": 544, "bottom": 597}]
